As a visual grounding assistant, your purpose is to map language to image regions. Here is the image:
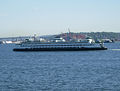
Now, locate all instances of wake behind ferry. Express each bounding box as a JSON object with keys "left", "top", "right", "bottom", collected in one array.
[{"left": 13, "top": 35, "right": 107, "bottom": 51}]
